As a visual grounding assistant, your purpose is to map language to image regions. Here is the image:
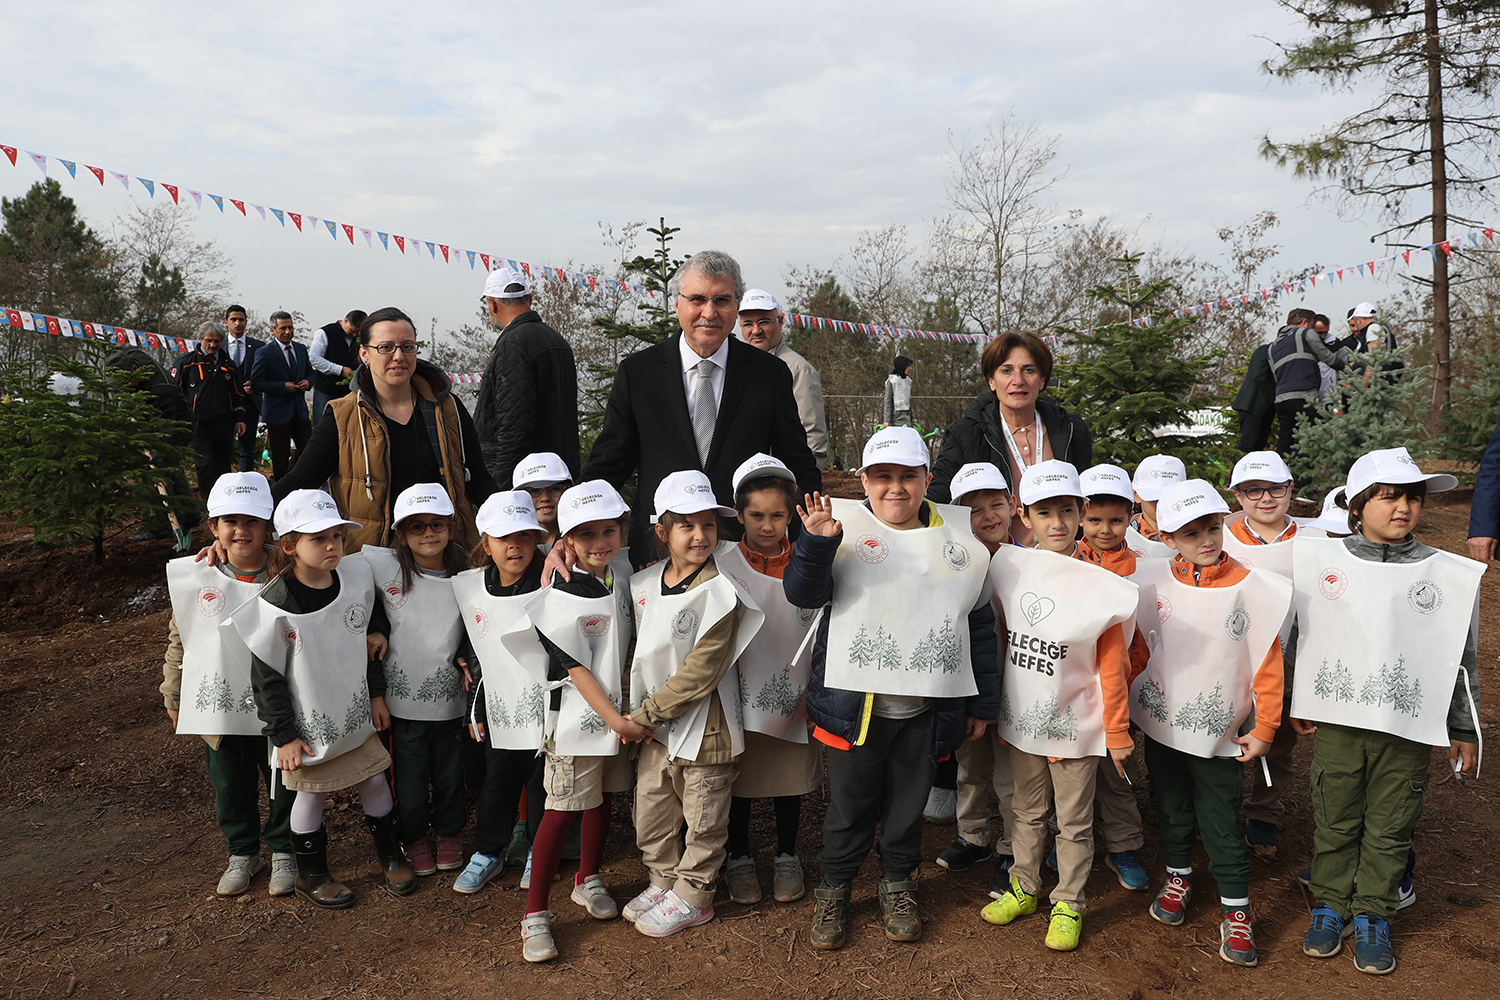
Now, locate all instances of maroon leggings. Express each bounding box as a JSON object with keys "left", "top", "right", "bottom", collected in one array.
[{"left": 525, "top": 793, "right": 612, "bottom": 915}]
